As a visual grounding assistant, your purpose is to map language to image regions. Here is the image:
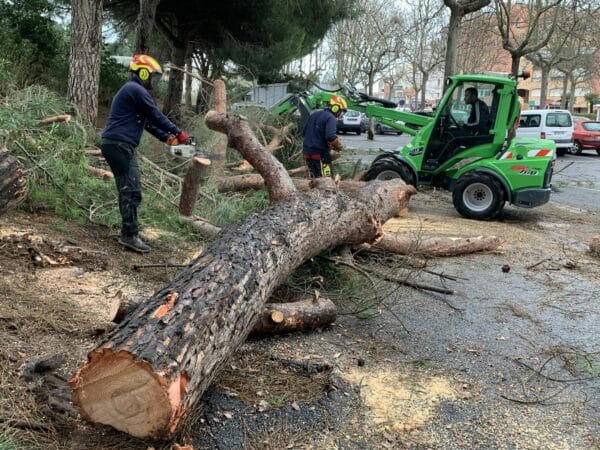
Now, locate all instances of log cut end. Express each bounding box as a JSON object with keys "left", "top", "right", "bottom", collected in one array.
[{"left": 70, "top": 350, "right": 186, "bottom": 438}]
